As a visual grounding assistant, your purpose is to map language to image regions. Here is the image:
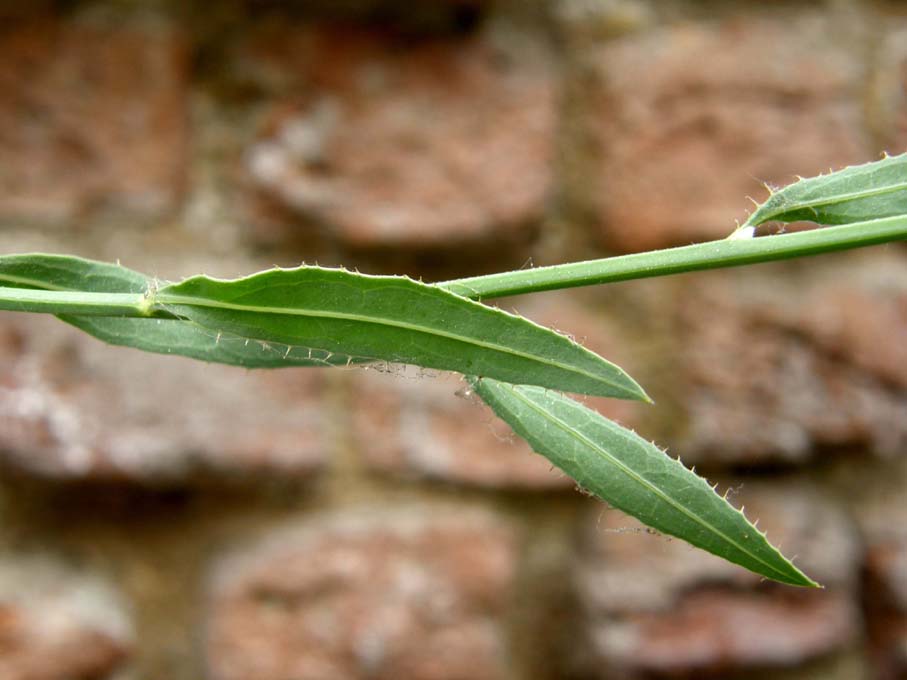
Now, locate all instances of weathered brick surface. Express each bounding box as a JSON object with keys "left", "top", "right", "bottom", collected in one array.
[
  {"left": 0, "top": 16, "right": 187, "bottom": 223},
  {"left": 0, "top": 3, "right": 903, "bottom": 679},
  {"left": 582, "top": 11, "right": 869, "bottom": 252},
  {"left": 671, "top": 254, "right": 907, "bottom": 466},
  {"left": 205, "top": 510, "right": 516, "bottom": 680},
  {"left": 241, "top": 24, "right": 555, "bottom": 249},
  {"left": 866, "top": 538, "right": 907, "bottom": 680},
  {"left": 350, "top": 294, "right": 643, "bottom": 488},
  {"left": 851, "top": 461, "right": 907, "bottom": 679},
  {"left": 869, "top": 25, "right": 907, "bottom": 153},
  {"left": 351, "top": 370, "right": 572, "bottom": 489},
  {"left": 572, "top": 481, "right": 861, "bottom": 677},
  {"left": 0, "top": 555, "right": 133, "bottom": 680},
  {"left": 0, "top": 314, "right": 327, "bottom": 483}
]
